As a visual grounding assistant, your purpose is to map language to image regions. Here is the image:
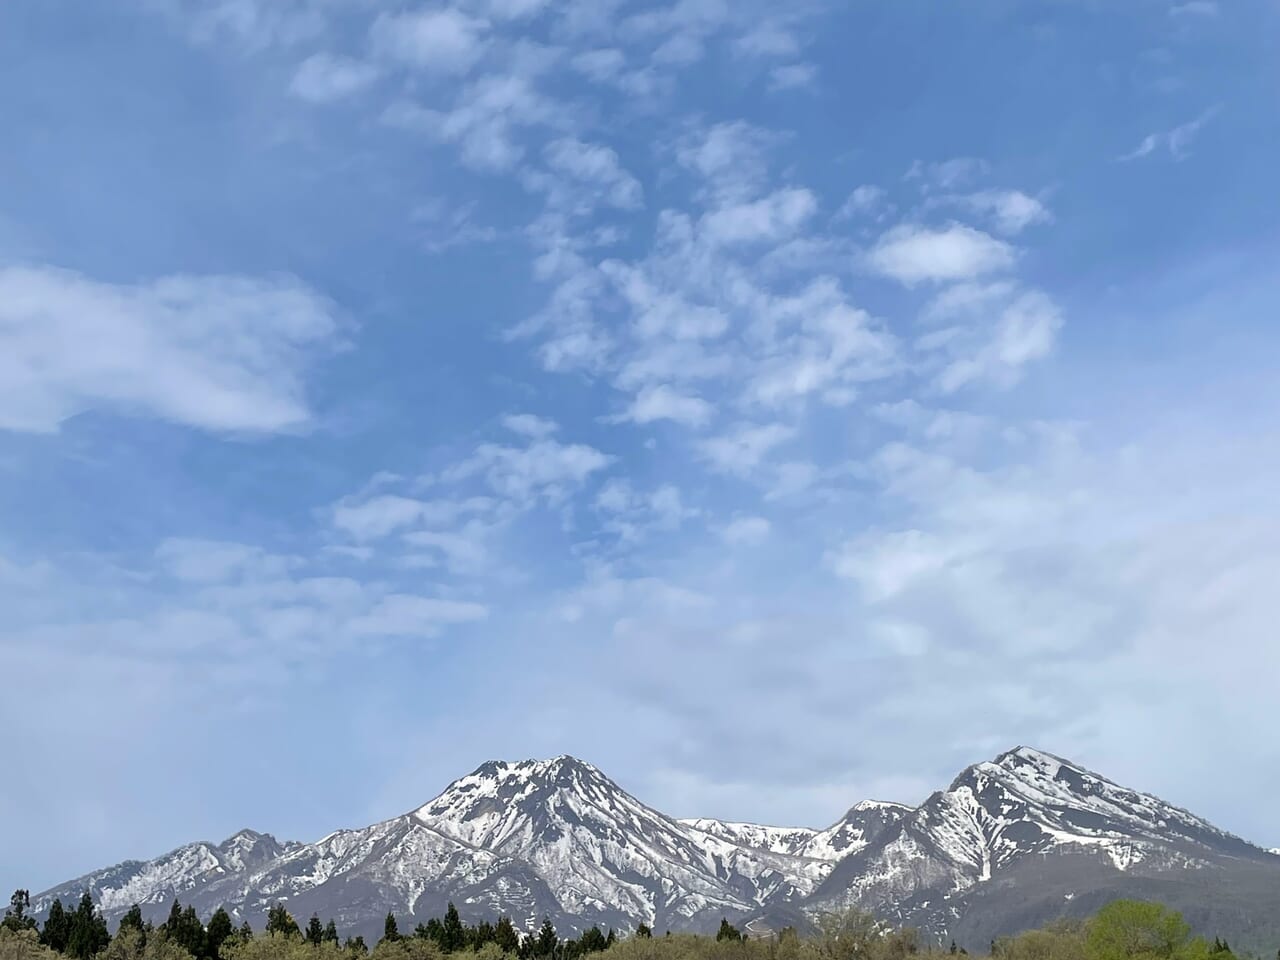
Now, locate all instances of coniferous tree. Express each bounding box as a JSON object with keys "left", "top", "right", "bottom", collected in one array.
[
  {"left": 716, "top": 919, "right": 742, "bottom": 943},
  {"left": 306, "top": 916, "right": 325, "bottom": 947},
  {"left": 579, "top": 927, "right": 607, "bottom": 953},
  {"left": 533, "top": 918, "right": 558, "bottom": 960},
  {"left": 238, "top": 921, "right": 254, "bottom": 943},
  {"left": 420, "top": 918, "right": 445, "bottom": 949},
  {"left": 41, "top": 898, "right": 71, "bottom": 953},
  {"left": 495, "top": 917, "right": 520, "bottom": 954},
  {"left": 605, "top": 930, "right": 616, "bottom": 949},
  {"left": 635, "top": 924, "right": 652, "bottom": 941},
  {"left": 118, "top": 905, "right": 145, "bottom": 939},
  {"left": 382, "top": 913, "right": 401, "bottom": 944},
  {"left": 266, "top": 903, "right": 300, "bottom": 939},
  {"left": 206, "top": 908, "right": 233, "bottom": 960},
  {"left": 346, "top": 936, "right": 368, "bottom": 956},
  {"left": 442, "top": 903, "right": 465, "bottom": 953},
  {"left": 66, "top": 891, "right": 111, "bottom": 959},
  {"left": 322, "top": 919, "right": 339, "bottom": 945},
  {"left": 472, "top": 920, "right": 496, "bottom": 950}
]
